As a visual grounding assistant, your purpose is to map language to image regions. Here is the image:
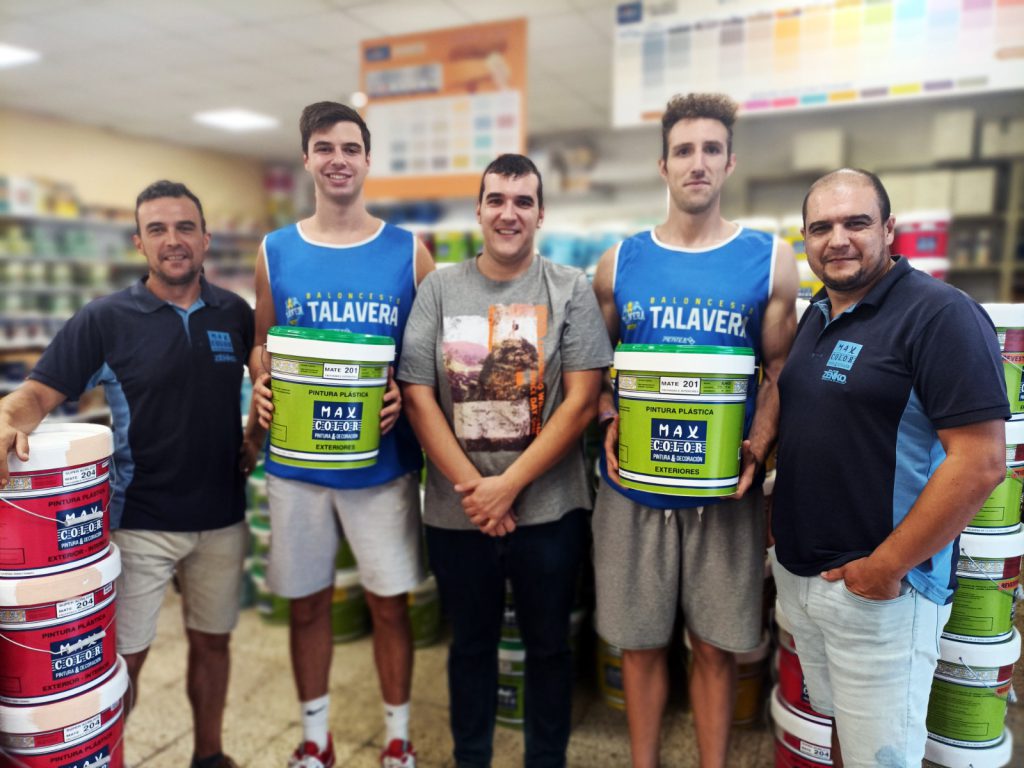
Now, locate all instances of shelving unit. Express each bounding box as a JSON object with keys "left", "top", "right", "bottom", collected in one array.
[{"left": 0, "top": 212, "right": 261, "bottom": 423}]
